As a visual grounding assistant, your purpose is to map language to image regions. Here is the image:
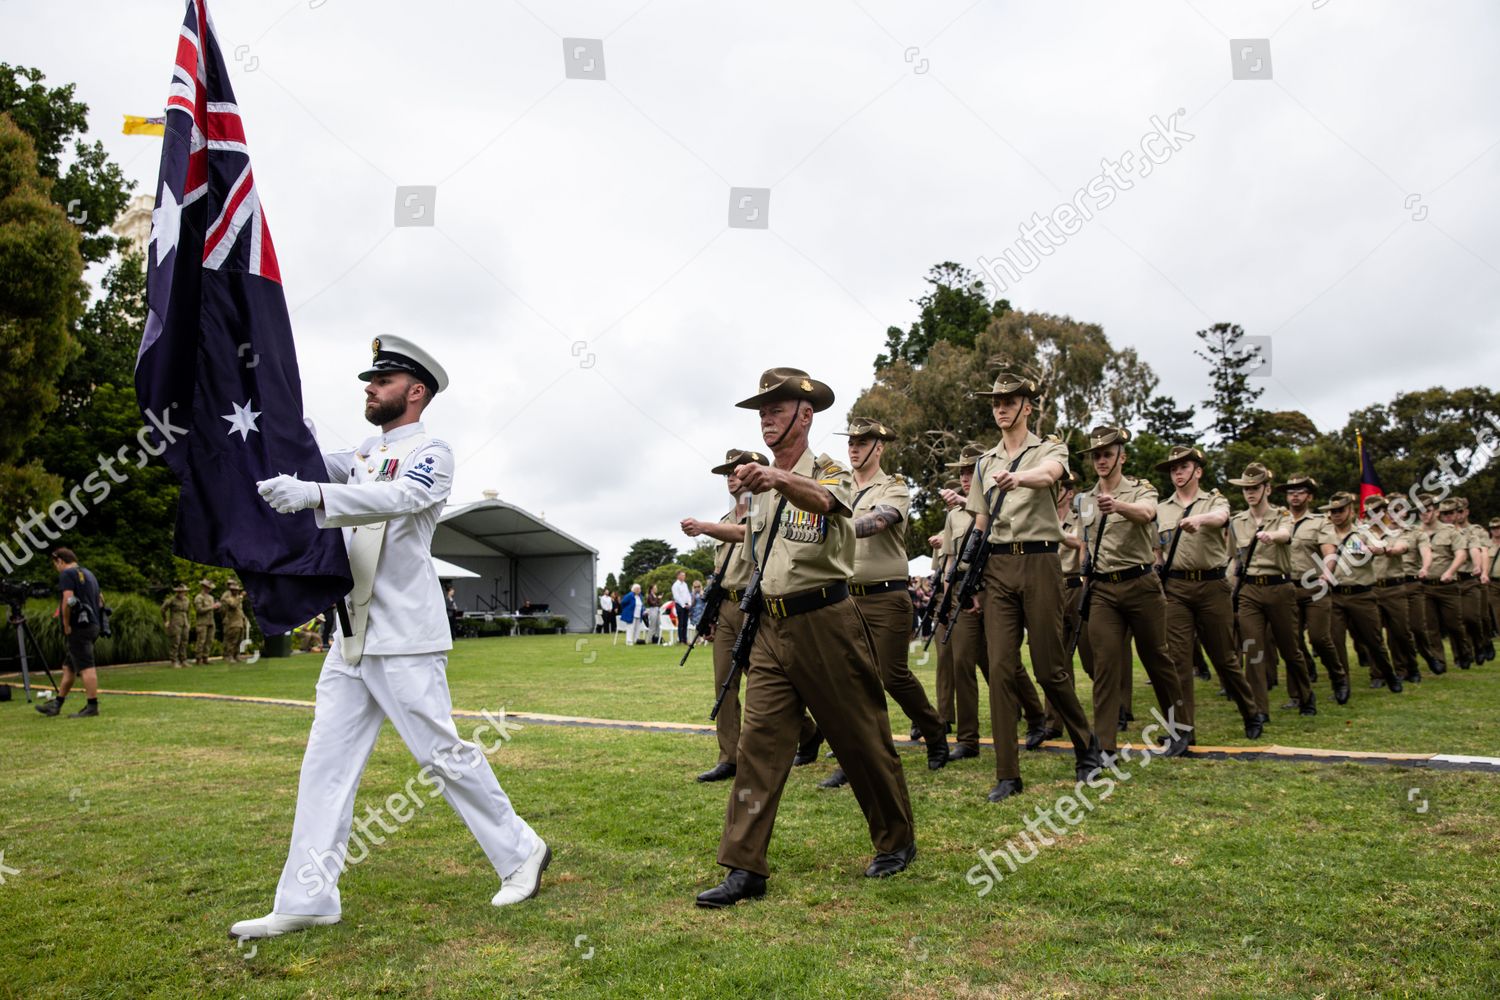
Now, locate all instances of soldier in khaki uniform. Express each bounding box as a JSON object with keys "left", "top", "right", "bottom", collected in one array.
[
  {"left": 161, "top": 583, "right": 190, "bottom": 668},
  {"left": 934, "top": 445, "right": 1047, "bottom": 761},
  {"left": 1077, "top": 427, "right": 1188, "bottom": 758},
  {"left": 1281, "top": 475, "right": 1349, "bottom": 700},
  {"left": 1397, "top": 496, "right": 1438, "bottom": 672},
  {"left": 963, "top": 373, "right": 1102, "bottom": 802},
  {"left": 681, "top": 448, "right": 771, "bottom": 783},
  {"left": 818, "top": 418, "right": 949, "bottom": 789},
  {"left": 1421, "top": 497, "right": 1471, "bottom": 670},
  {"left": 1317, "top": 492, "right": 1404, "bottom": 692},
  {"left": 1364, "top": 497, "right": 1420, "bottom": 684},
  {"left": 1156, "top": 447, "right": 1262, "bottom": 740},
  {"left": 1488, "top": 517, "right": 1500, "bottom": 649},
  {"left": 1453, "top": 499, "right": 1495, "bottom": 664},
  {"left": 220, "top": 579, "right": 248, "bottom": 663},
  {"left": 1228, "top": 464, "right": 1319, "bottom": 720},
  {"left": 192, "top": 579, "right": 217, "bottom": 664},
  {"left": 696, "top": 369, "right": 916, "bottom": 908}
]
